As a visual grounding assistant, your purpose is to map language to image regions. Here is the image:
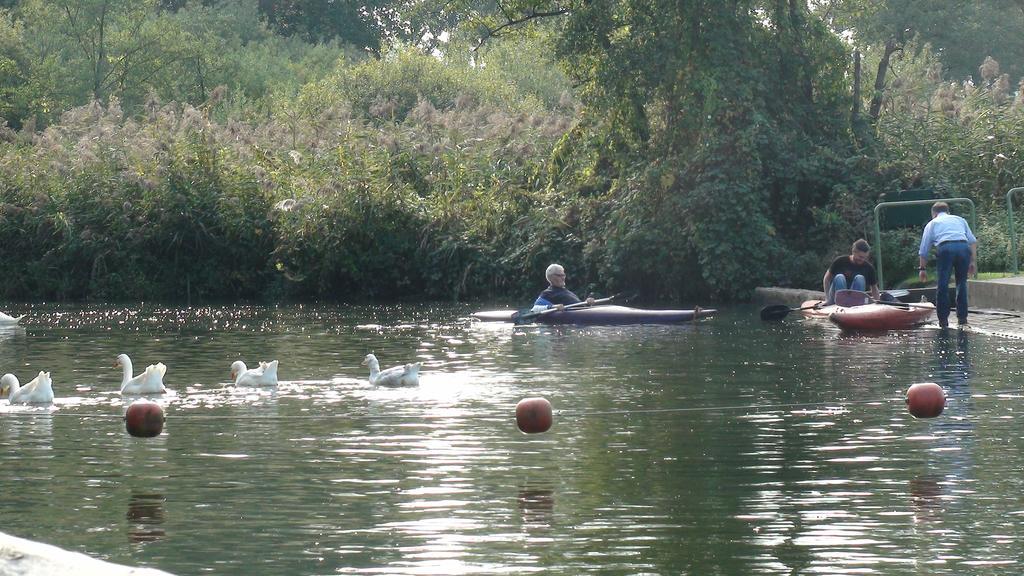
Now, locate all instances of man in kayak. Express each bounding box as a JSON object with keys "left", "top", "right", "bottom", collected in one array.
[
  {"left": 918, "top": 201, "right": 977, "bottom": 328},
  {"left": 532, "top": 263, "right": 595, "bottom": 312},
  {"left": 823, "top": 239, "right": 881, "bottom": 305}
]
